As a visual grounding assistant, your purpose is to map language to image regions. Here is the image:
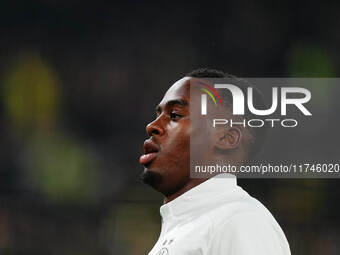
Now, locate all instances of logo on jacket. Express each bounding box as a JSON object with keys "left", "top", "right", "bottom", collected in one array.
[{"left": 156, "top": 247, "right": 169, "bottom": 255}]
